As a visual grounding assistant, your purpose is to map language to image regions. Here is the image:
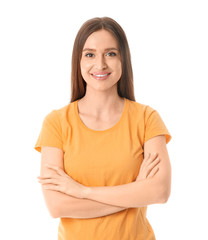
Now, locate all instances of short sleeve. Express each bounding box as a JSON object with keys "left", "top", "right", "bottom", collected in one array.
[
  {"left": 144, "top": 106, "right": 172, "bottom": 144},
  {"left": 34, "top": 110, "right": 63, "bottom": 153}
]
